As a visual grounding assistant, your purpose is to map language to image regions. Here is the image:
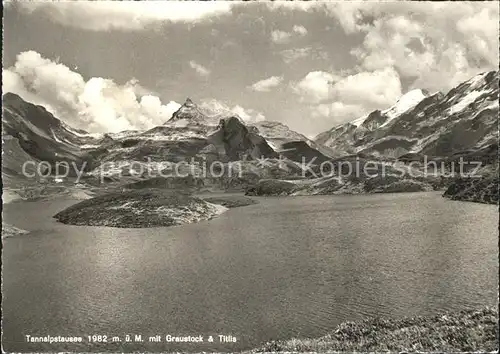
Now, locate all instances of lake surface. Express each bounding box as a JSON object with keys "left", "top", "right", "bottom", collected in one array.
[{"left": 2, "top": 192, "right": 498, "bottom": 352}]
